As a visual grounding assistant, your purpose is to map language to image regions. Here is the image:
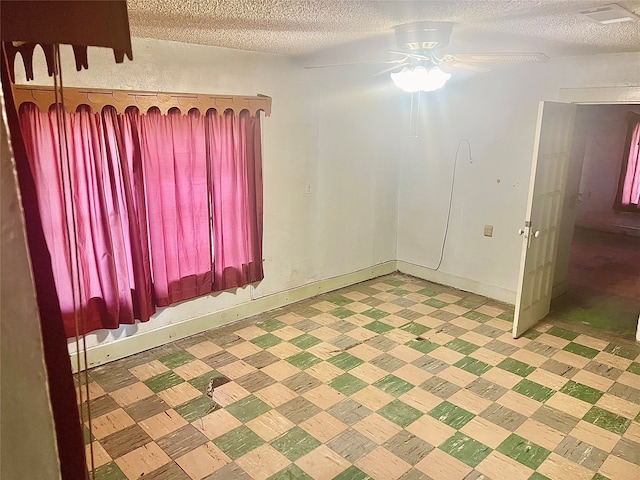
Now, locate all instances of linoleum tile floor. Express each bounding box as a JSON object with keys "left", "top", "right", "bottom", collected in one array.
[{"left": 80, "top": 273, "right": 640, "bottom": 480}]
